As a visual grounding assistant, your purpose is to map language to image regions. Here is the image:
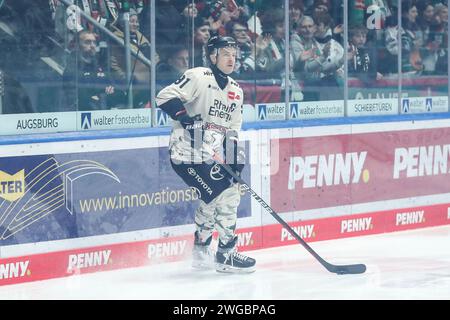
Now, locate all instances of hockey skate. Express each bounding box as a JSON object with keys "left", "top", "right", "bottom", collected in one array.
[
  {"left": 192, "top": 232, "right": 215, "bottom": 270},
  {"left": 215, "top": 237, "right": 256, "bottom": 273}
]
